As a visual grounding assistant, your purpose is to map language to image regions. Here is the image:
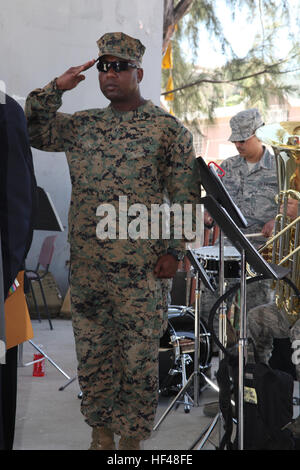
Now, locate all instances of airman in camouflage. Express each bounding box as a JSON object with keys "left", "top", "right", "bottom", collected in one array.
[
  {"left": 201, "top": 109, "right": 278, "bottom": 341},
  {"left": 247, "top": 197, "right": 300, "bottom": 376},
  {"left": 219, "top": 108, "right": 277, "bottom": 247},
  {"left": 25, "top": 32, "right": 200, "bottom": 450}
]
